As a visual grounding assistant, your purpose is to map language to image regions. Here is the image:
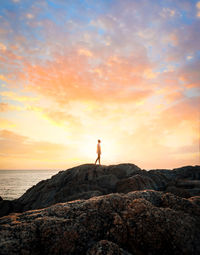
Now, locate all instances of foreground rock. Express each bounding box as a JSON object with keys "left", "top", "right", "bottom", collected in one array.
[
  {"left": 0, "top": 199, "right": 22, "bottom": 218},
  {"left": 0, "top": 190, "right": 200, "bottom": 255}
]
